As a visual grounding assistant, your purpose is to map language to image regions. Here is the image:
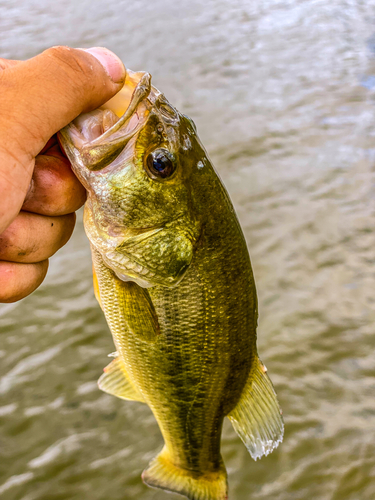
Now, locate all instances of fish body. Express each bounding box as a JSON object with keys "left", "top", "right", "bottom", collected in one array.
[{"left": 59, "top": 70, "right": 283, "bottom": 500}]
